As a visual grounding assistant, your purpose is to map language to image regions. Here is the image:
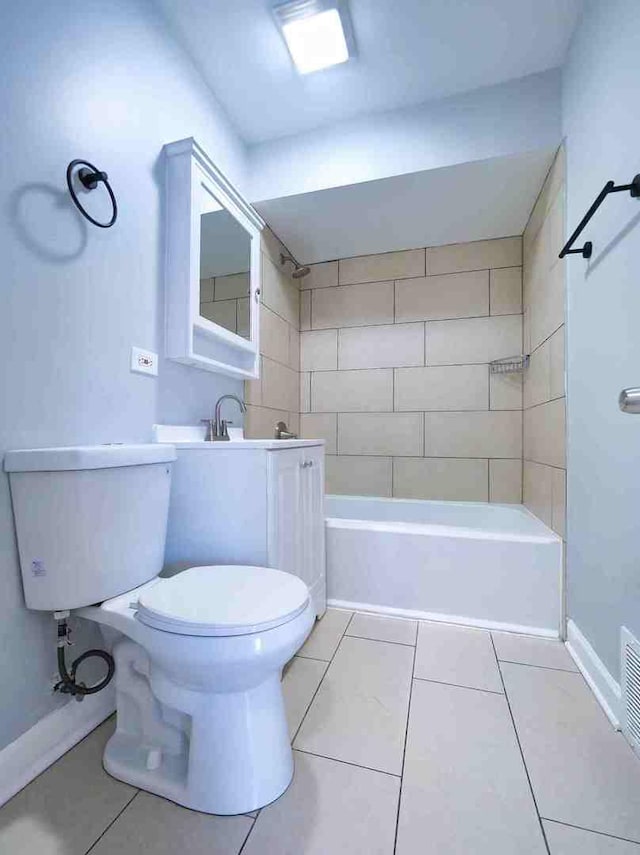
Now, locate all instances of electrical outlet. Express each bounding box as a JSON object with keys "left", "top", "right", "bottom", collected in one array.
[{"left": 131, "top": 346, "right": 158, "bottom": 376}]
